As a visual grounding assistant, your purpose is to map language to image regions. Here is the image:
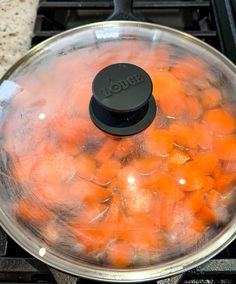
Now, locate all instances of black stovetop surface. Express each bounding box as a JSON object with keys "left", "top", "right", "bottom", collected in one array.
[{"left": 1, "top": 1, "right": 236, "bottom": 283}]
